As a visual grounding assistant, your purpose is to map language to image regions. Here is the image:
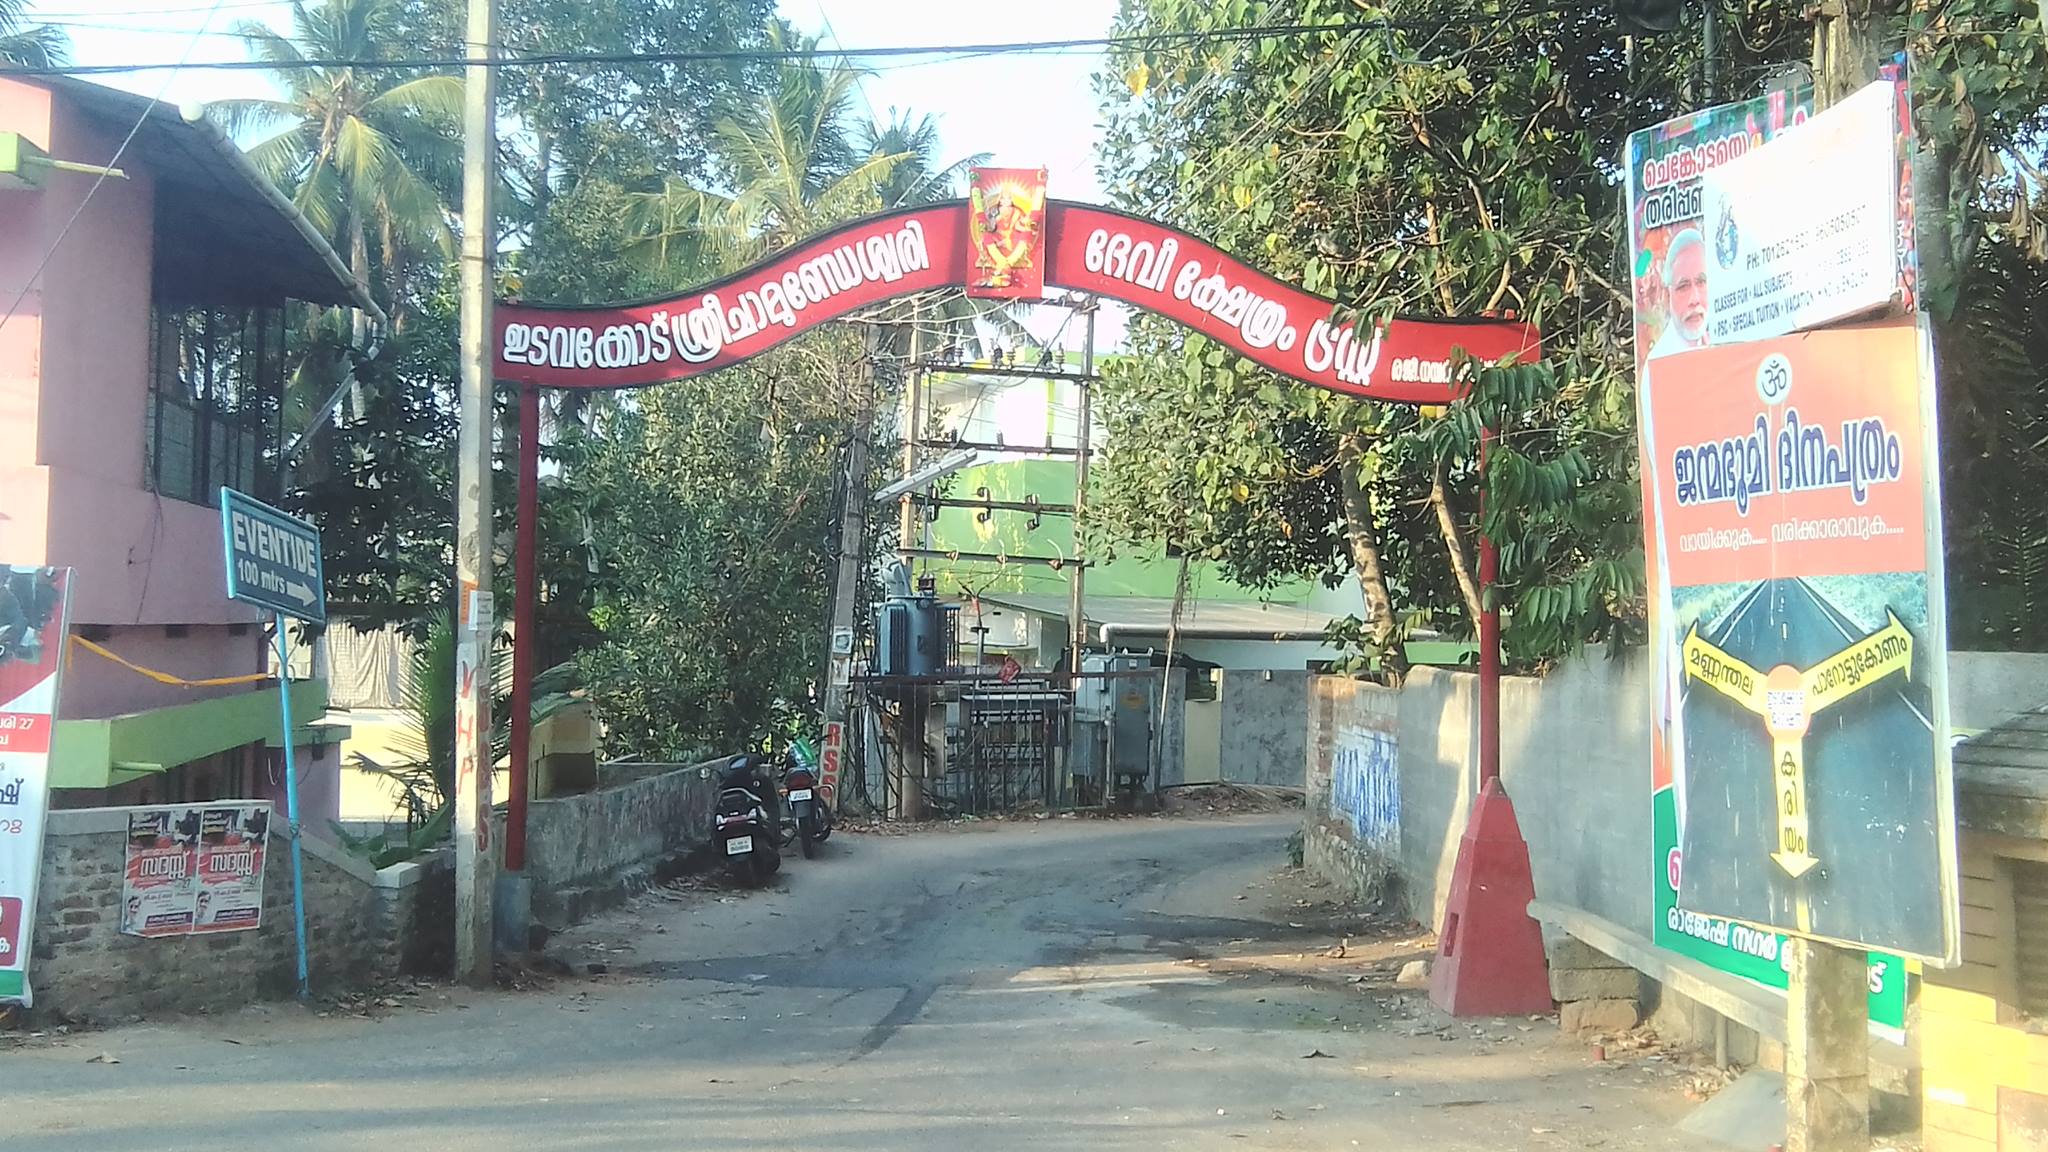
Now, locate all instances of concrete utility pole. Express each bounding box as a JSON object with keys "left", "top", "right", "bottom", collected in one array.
[
  {"left": 1783, "top": 8, "right": 1895, "bottom": 1144},
  {"left": 452, "top": 0, "right": 499, "bottom": 985},
  {"left": 825, "top": 329, "right": 876, "bottom": 789}
]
